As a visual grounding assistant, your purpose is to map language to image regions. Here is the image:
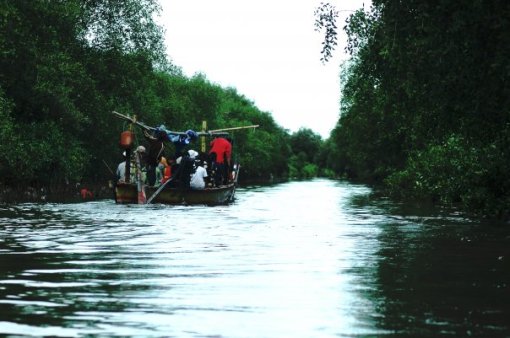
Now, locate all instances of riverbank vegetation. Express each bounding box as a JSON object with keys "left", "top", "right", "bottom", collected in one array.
[
  {"left": 3, "top": 1, "right": 506, "bottom": 220},
  {"left": 0, "top": 0, "right": 326, "bottom": 196},
  {"left": 326, "top": 0, "right": 510, "bottom": 218}
]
